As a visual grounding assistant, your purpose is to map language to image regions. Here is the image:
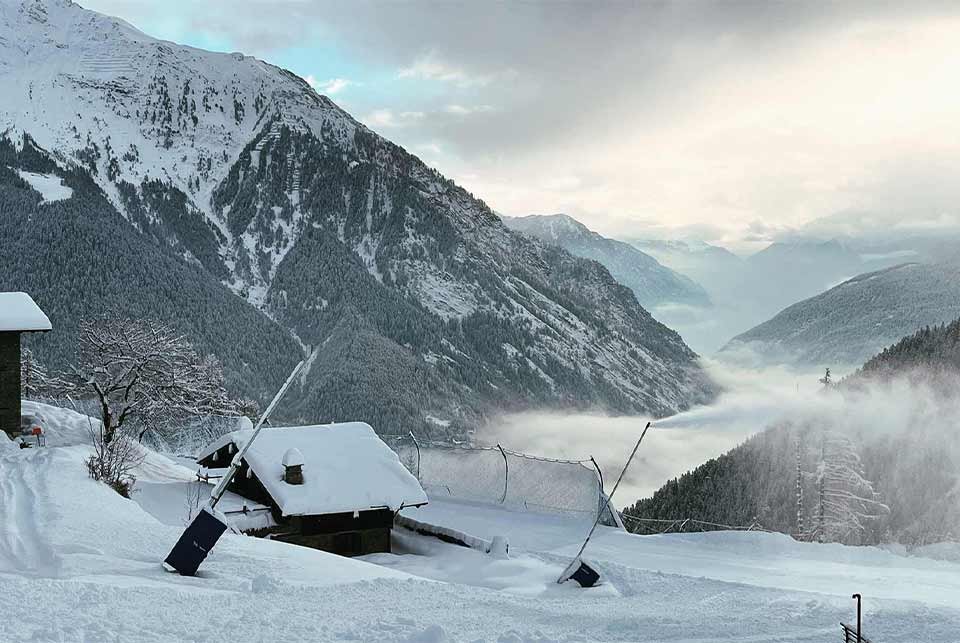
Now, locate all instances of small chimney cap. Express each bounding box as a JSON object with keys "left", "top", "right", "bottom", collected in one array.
[{"left": 282, "top": 447, "right": 304, "bottom": 467}]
